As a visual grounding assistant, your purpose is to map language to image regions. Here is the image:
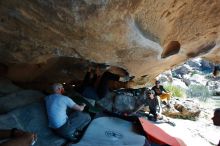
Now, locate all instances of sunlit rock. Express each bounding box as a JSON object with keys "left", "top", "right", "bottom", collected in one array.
[{"left": 0, "top": 0, "right": 220, "bottom": 85}]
